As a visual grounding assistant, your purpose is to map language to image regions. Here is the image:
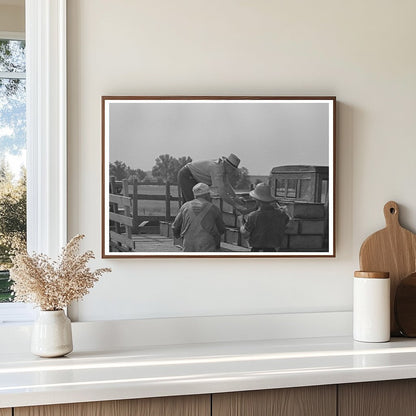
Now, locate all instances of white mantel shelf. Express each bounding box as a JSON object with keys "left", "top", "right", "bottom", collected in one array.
[{"left": 2, "top": 336, "right": 416, "bottom": 408}]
